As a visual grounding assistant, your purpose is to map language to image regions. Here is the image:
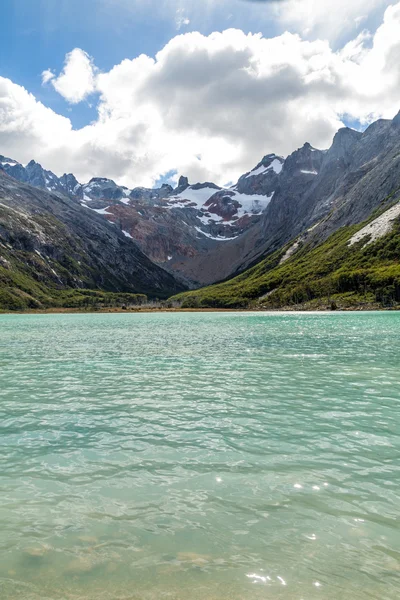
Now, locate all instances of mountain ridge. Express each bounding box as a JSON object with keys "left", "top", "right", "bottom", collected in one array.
[
  {"left": 2, "top": 109, "right": 400, "bottom": 309},
  {"left": 0, "top": 170, "right": 186, "bottom": 310},
  {"left": 1, "top": 151, "right": 285, "bottom": 285}
]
